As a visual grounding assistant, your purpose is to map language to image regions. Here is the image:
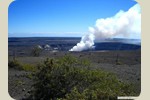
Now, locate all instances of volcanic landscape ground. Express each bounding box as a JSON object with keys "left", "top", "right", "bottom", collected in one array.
[{"left": 8, "top": 37, "right": 141, "bottom": 100}]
